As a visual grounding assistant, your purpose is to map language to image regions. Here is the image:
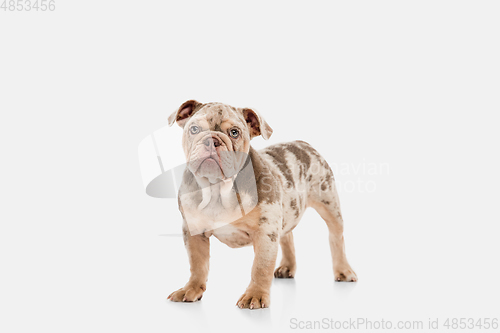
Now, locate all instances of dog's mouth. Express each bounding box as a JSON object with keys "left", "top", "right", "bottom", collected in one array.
[
  {"left": 195, "top": 156, "right": 224, "bottom": 181},
  {"left": 199, "top": 156, "right": 220, "bottom": 169},
  {"left": 187, "top": 133, "right": 249, "bottom": 183}
]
